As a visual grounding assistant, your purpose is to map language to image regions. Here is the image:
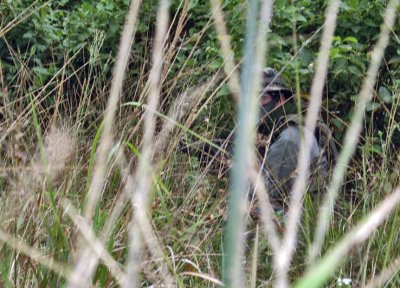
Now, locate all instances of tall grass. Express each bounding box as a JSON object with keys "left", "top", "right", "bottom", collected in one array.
[
  {"left": 0, "top": 0, "right": 399, "bottom": 287},
  {"left": 276, "top": 1, "right": 341, "bottom": 286}
]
